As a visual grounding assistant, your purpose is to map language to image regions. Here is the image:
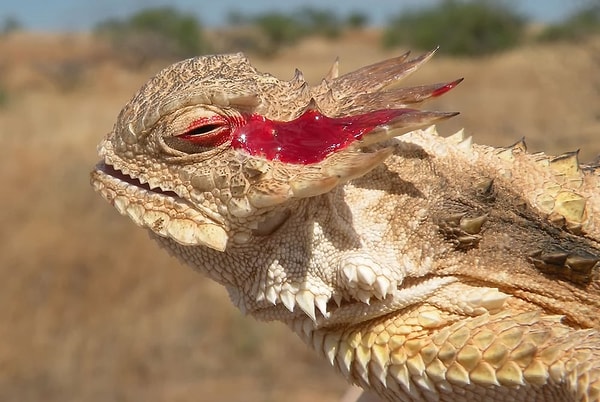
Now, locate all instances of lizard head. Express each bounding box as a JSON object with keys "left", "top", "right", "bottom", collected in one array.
[{"left": 91, "top": 51, "right": 460, "bottom": 252}]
